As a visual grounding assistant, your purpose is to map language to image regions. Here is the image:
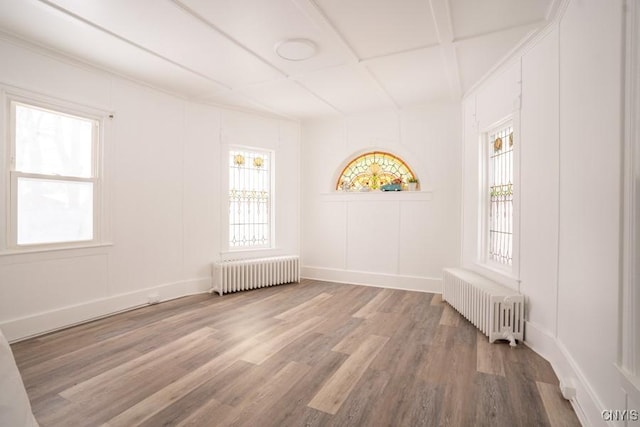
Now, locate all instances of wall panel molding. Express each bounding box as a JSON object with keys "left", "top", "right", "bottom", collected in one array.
[{"left": 619, "top": 0, "right": 640, "bottom": 408}]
